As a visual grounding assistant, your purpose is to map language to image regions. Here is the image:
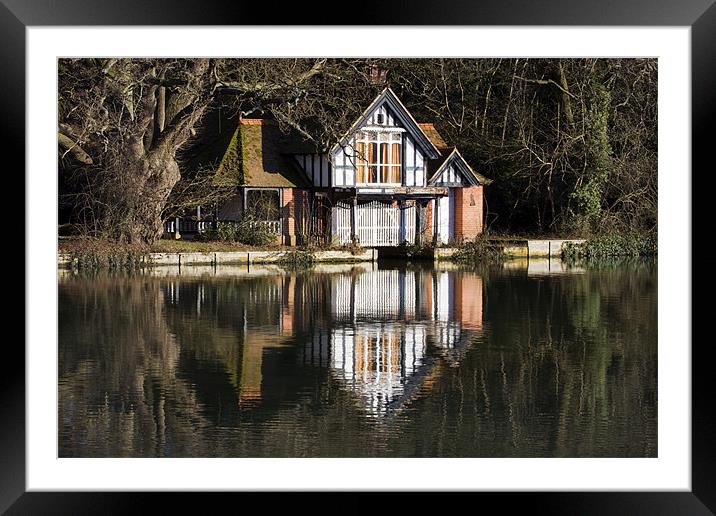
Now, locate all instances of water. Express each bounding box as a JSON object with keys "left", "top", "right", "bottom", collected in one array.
[{"left": 58, "top": 258, "right": 657, "bottom": 457}]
